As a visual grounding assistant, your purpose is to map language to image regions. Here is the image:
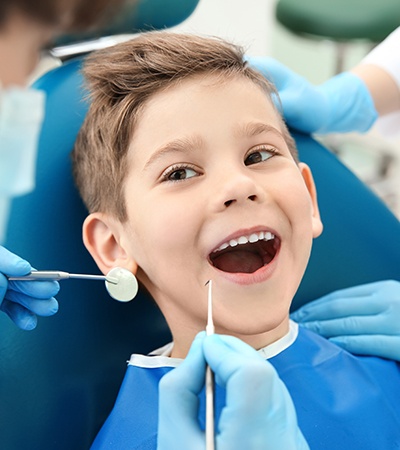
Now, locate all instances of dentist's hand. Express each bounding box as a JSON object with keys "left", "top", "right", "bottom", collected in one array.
[
  {"left": 291, "top": 280, "right": 400, "bottom": 361},
  {"left": 248, "top": 57, "right": 377, "bottom": 134},
  {"left": 158, "top": 332, "right": 309, "bottom": 450},
  {"left": 0, "top": 246, "right": 59, "bottom": 330}
]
